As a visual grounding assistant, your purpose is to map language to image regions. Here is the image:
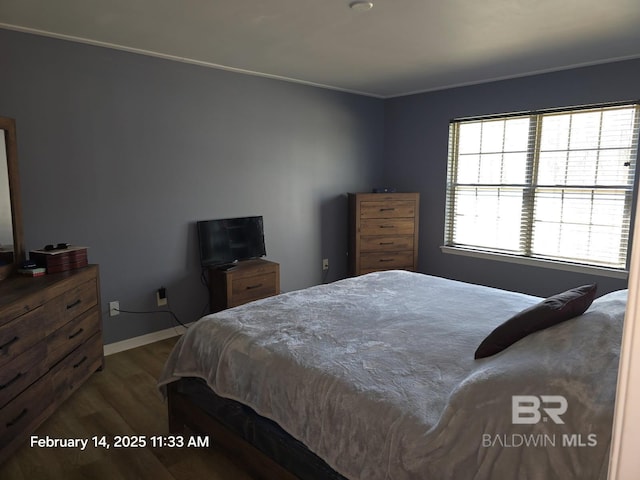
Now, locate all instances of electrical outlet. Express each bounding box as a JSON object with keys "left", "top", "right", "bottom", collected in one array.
[
  {"left": 109, "top": 301, "right": 120, "bottom": 317},
  {"left": 322, "top": 258, "right": 329, "bottom": 271},
  {"left": 157, "top": 287, "right": 168, "bottom": 307}
]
